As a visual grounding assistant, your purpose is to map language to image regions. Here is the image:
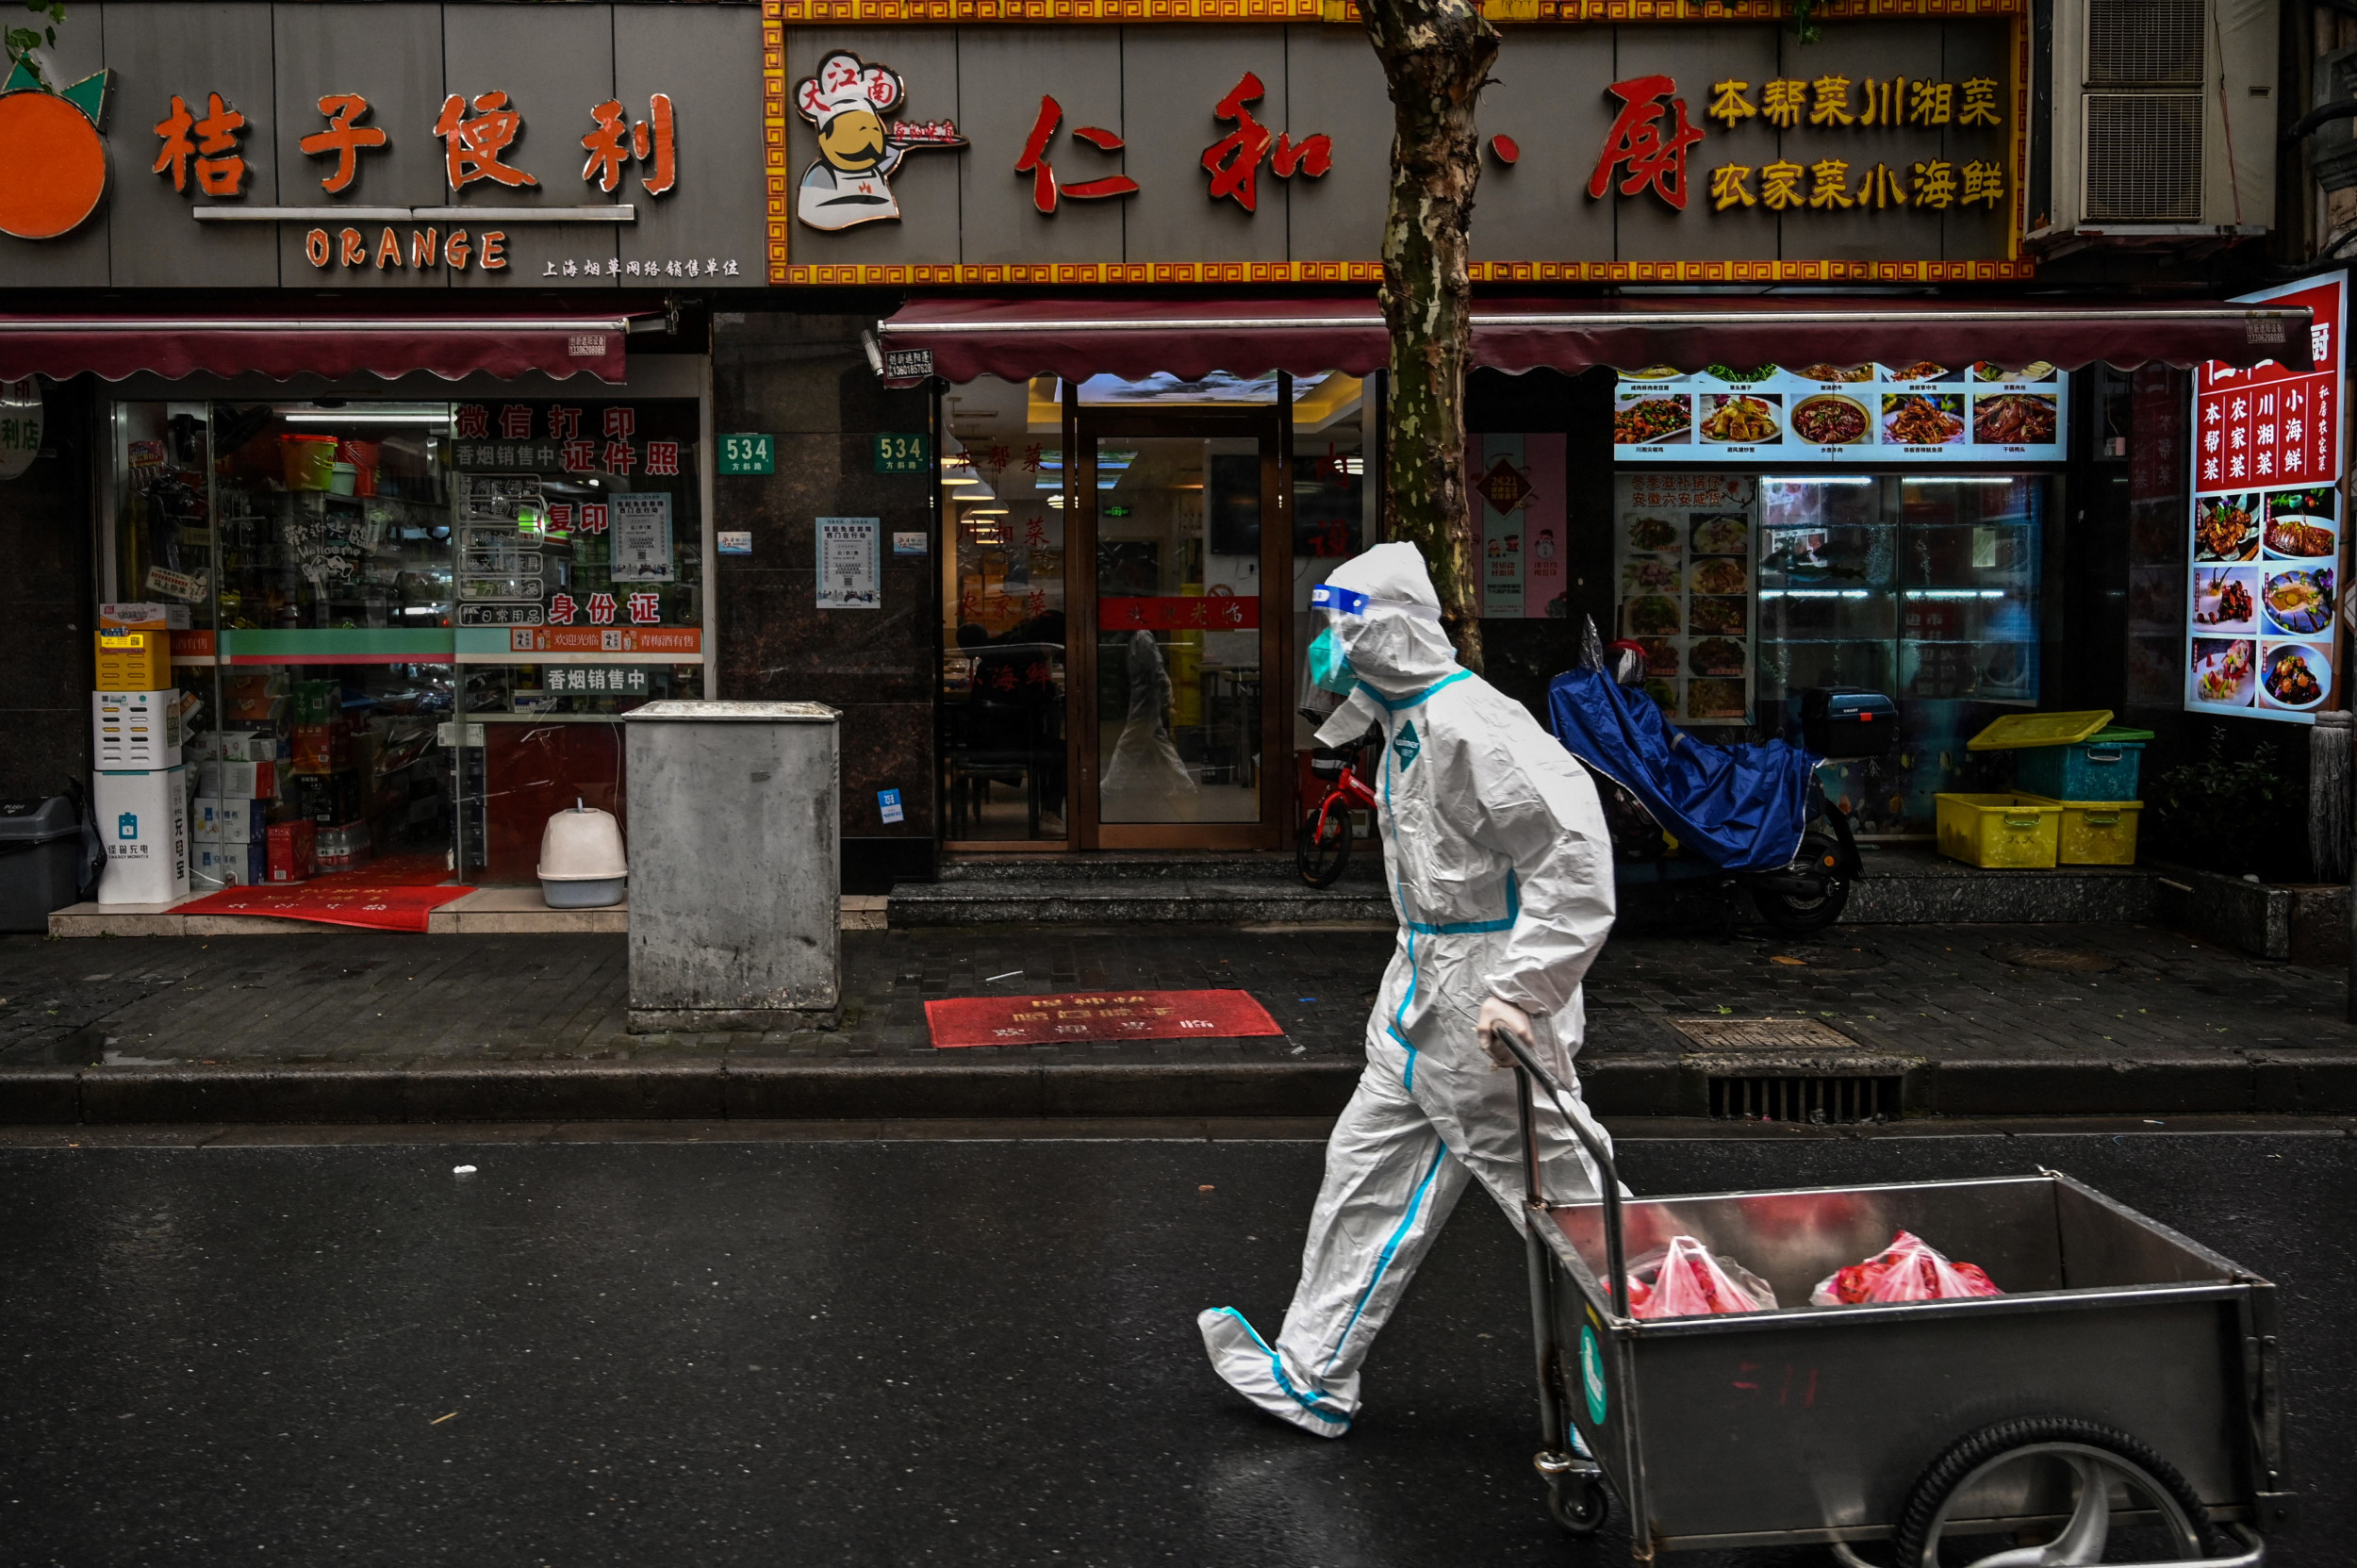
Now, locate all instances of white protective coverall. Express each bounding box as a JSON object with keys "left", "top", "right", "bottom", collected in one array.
[{"left": 1199, "top": 542, "right": 1618, "bottom": 1437}]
